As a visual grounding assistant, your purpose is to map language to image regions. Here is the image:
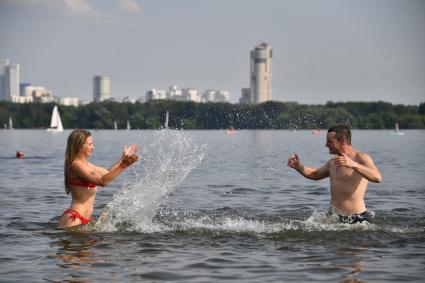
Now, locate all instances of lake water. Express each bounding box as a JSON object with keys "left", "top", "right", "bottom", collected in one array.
[{"left": 0, "top": 129, "right": 424, "bottom": 282}]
